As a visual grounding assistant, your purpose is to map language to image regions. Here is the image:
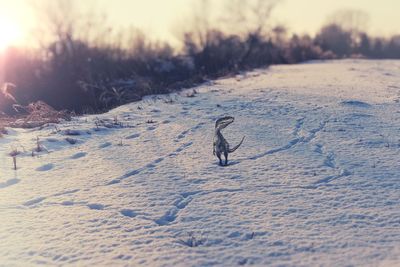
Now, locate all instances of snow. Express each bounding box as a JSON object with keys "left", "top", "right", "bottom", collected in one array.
[{"left": 1, "top": 59, "right": 400, "bottom": 266}]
